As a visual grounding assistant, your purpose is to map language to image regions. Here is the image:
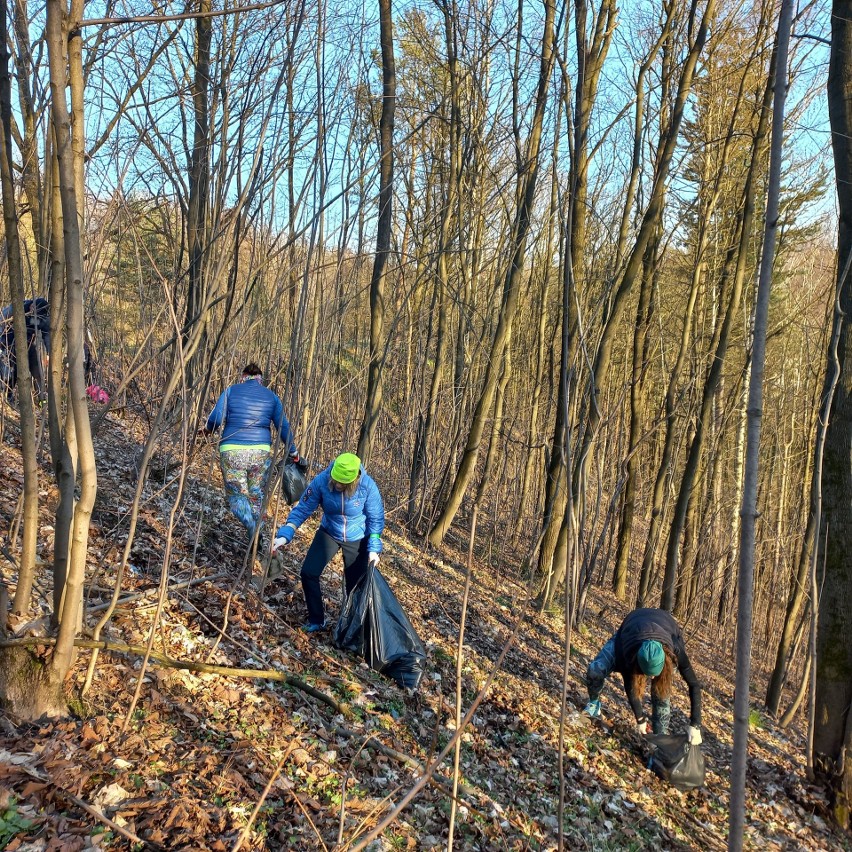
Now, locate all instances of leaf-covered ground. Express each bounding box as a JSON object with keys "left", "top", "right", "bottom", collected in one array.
[{"left": 0, "top": 406, "right": 849, "bottom": 851}]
